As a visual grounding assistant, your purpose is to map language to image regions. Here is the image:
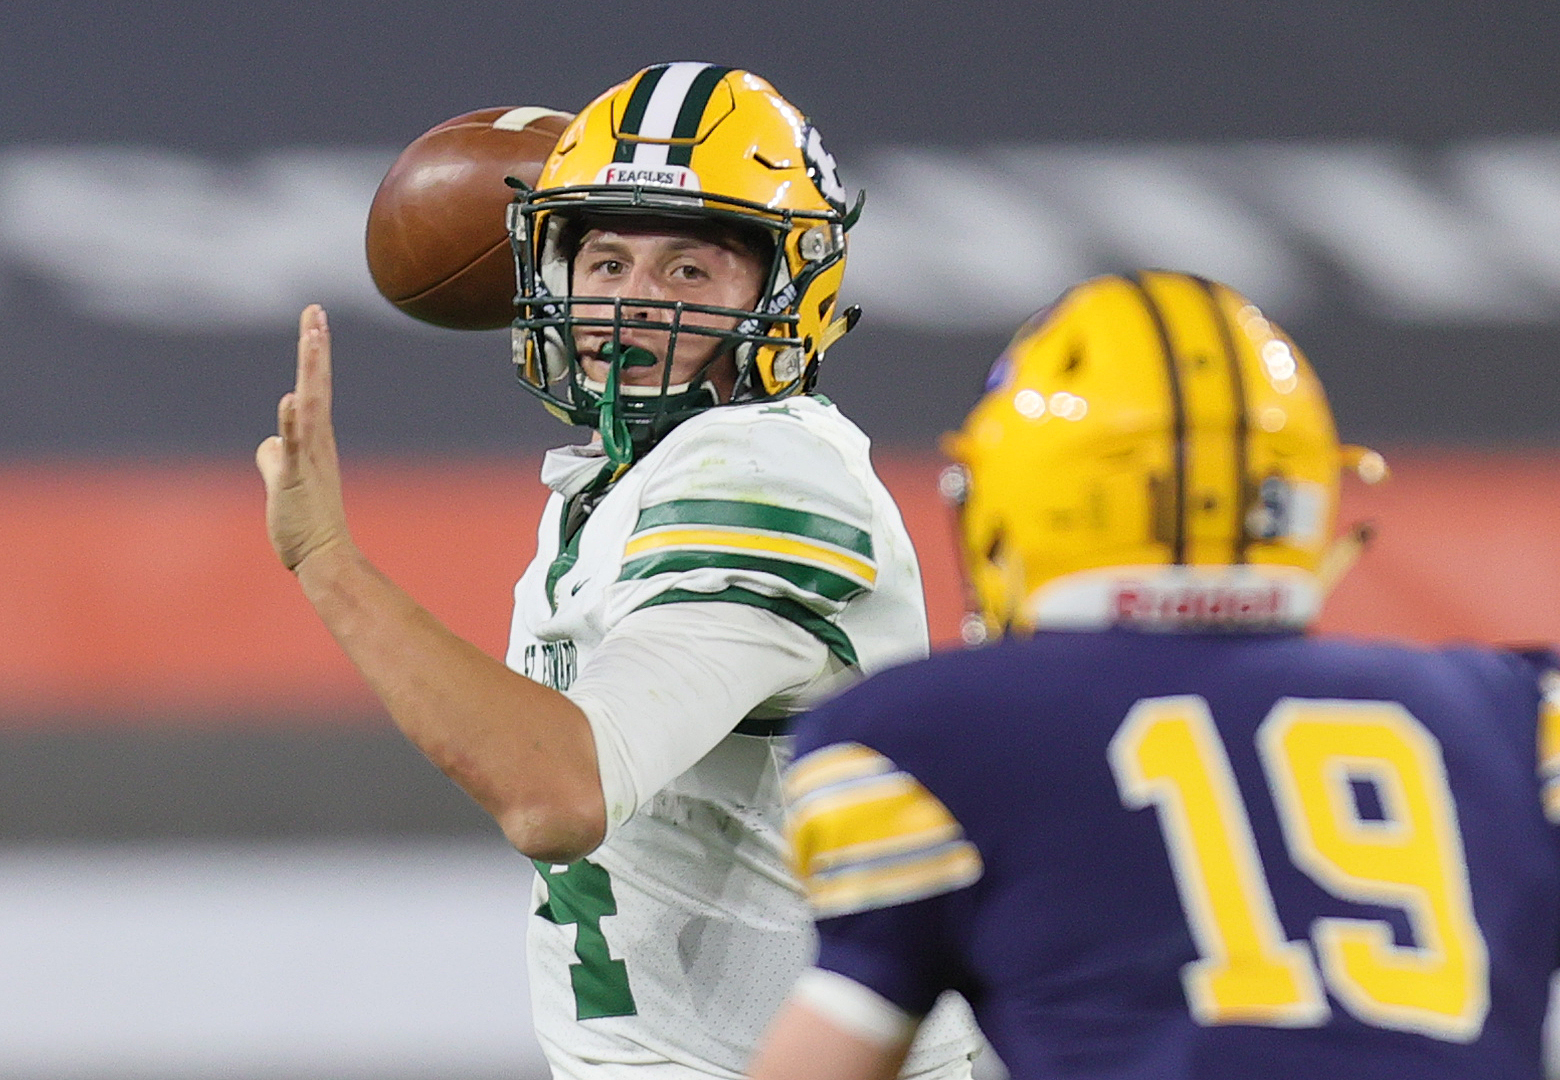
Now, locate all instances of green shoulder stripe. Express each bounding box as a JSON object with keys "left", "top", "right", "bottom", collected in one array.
[
  {"left": 633, "top": 499, "right": 873, "bottom": 558},
  {"left": 635, "top": 586, "right": 859, "bottom": 669},
  {"left": 619, "top": 550, "right": 867, "bottom": 603}
]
